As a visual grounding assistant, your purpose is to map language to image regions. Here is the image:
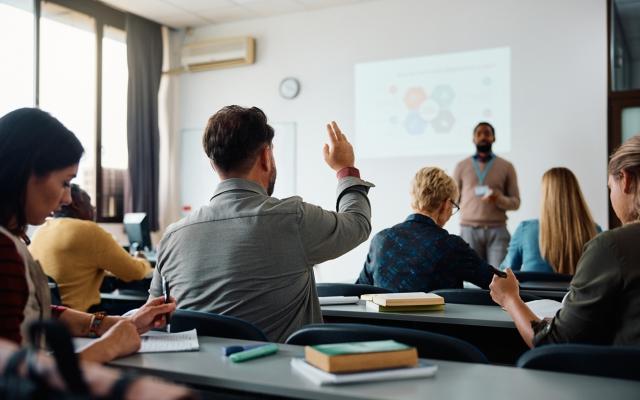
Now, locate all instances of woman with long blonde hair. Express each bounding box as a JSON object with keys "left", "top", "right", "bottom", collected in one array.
[{"left": 501, "top": 167, "right": 600, "bottom": 274}]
